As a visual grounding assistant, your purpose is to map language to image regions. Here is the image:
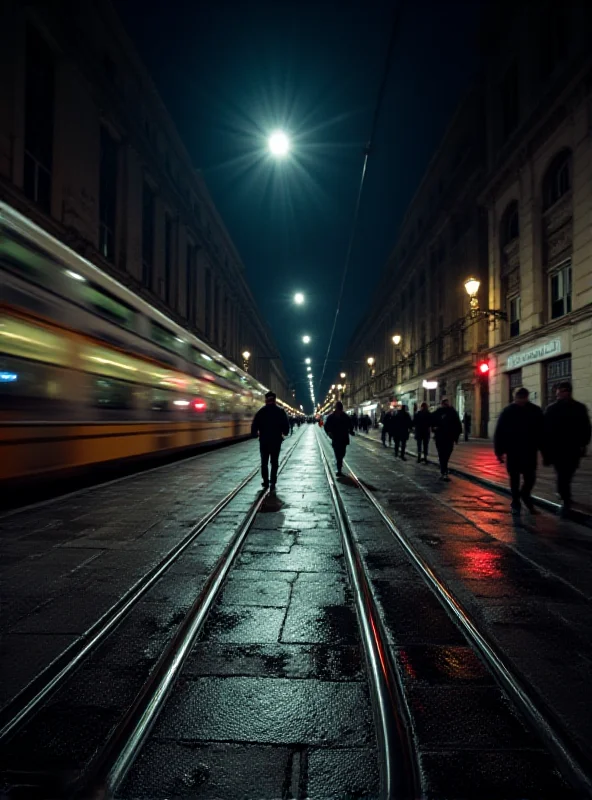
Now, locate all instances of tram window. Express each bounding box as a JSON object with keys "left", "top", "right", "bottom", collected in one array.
[
  {"left": 0, "top": 230, "right": 56, "bottom": 287},
  {"left": 0, "top": 358, "right": 67, "bottom": 416},
  {"left": 93, "top": 378, "right": 133, "bottom": 409},
  {"left": 150, "top": 321, "right": 188, "bottom": 357},
  {"left": 82, "top": 284, "right": 135, "bottom": 330}
]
